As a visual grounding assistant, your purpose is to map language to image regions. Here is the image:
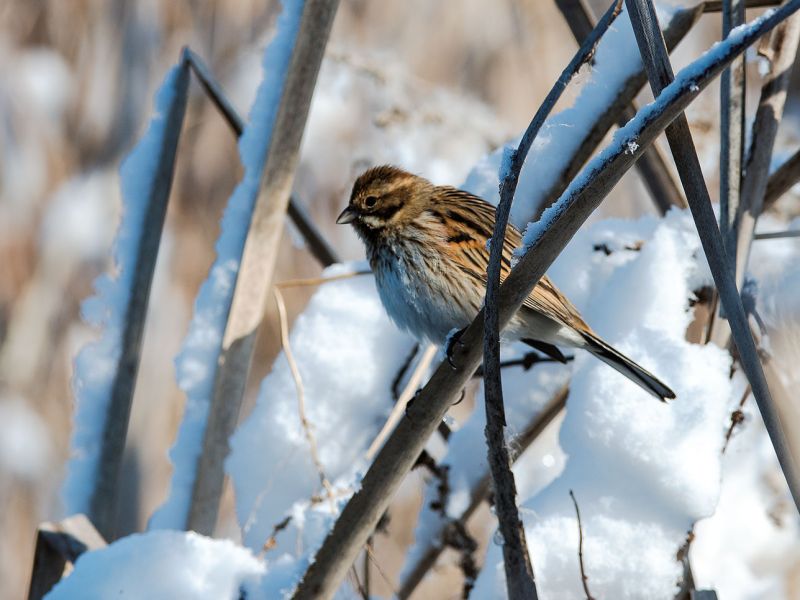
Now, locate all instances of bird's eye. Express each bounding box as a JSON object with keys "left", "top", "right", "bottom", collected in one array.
[{"left": 365, "top": 195, "right": 378, "bottom": 208}]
